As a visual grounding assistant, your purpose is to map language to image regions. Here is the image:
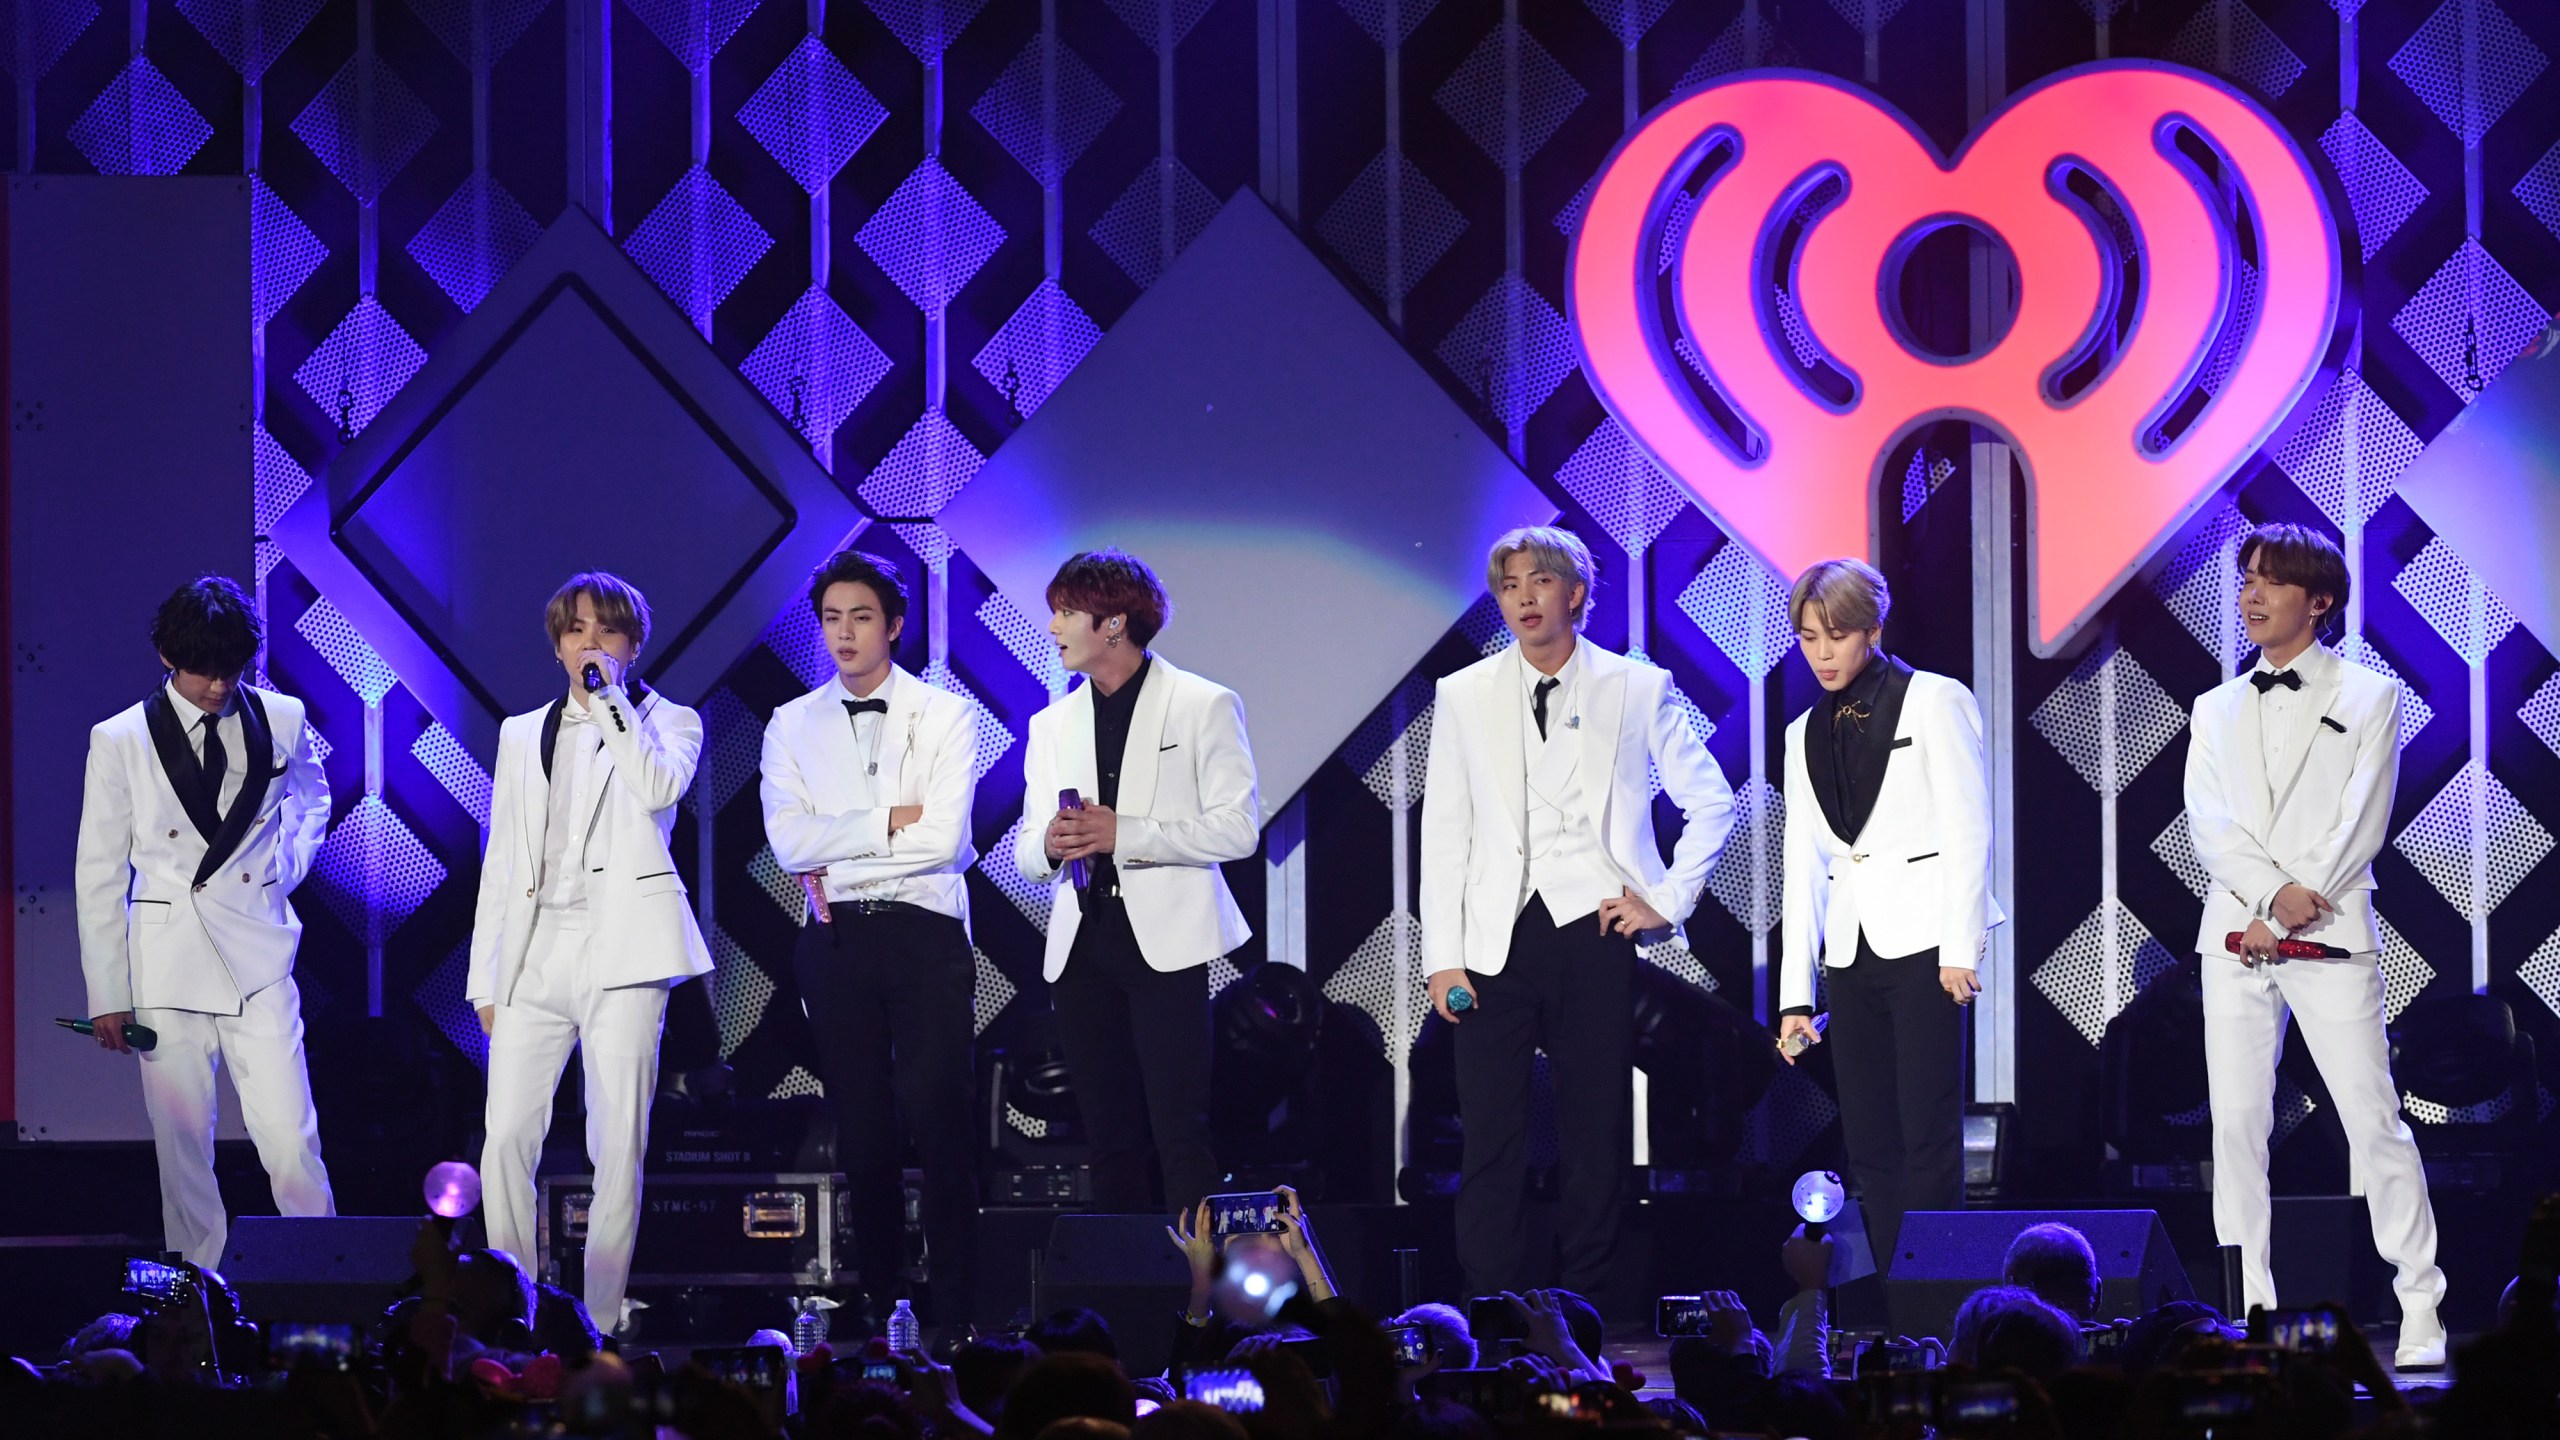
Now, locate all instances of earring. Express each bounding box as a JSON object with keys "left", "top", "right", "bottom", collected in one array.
[{"left": 1106, "top": 634, "right": 1121, "bottom": 648}]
